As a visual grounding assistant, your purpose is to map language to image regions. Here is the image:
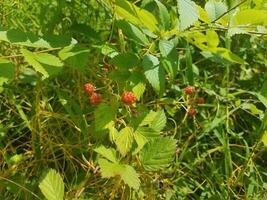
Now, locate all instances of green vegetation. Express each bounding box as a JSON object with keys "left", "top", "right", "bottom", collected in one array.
[{"left": 0, "top": 0, "right": 267, "bottom": 199}]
